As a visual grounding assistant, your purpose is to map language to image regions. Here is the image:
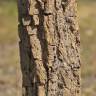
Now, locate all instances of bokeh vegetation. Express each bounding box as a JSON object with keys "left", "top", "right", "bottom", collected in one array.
[
  {"left": 0, "top": 0, "right": 96, "bottom": 96},
  {"left": 79, "top": 1, "right": 96, "bottom": 96}
]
